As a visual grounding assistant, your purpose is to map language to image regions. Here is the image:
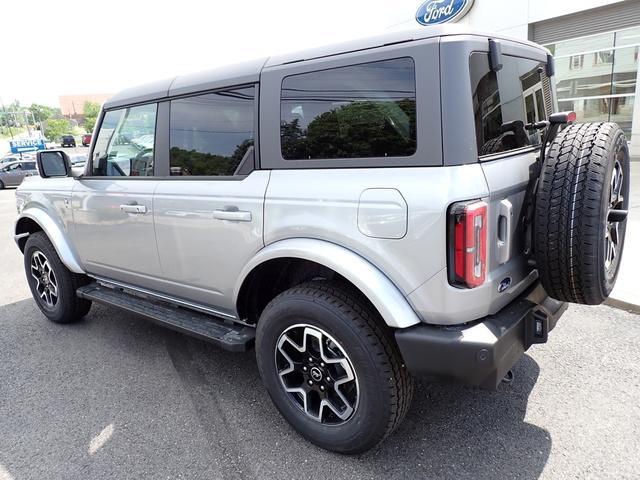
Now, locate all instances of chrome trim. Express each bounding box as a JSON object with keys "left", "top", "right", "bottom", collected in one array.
[
  {"left": 88, "top": 274, "right": 252, "bottom": 326},
  {"left": 14, "top": 232, "right": 30, "bottom": 241}
]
